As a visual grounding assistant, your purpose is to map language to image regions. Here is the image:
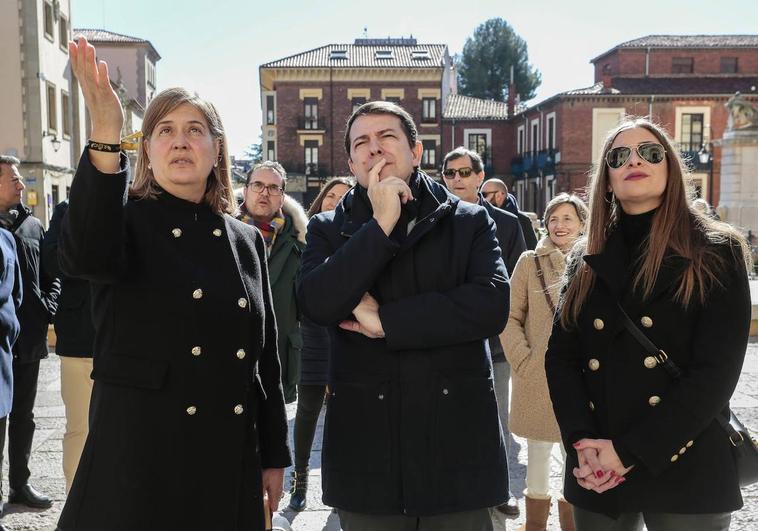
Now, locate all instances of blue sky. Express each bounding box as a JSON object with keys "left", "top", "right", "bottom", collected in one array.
[{"left": 71, "top": 0, "right": 758, "bottom": 157}]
